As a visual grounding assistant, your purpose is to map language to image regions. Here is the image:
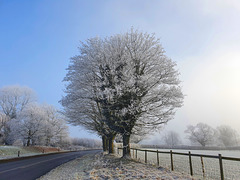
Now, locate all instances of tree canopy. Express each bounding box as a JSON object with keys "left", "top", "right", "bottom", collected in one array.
[{"left": 61, "top": 29, "right": 184, "bottom": 157}]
